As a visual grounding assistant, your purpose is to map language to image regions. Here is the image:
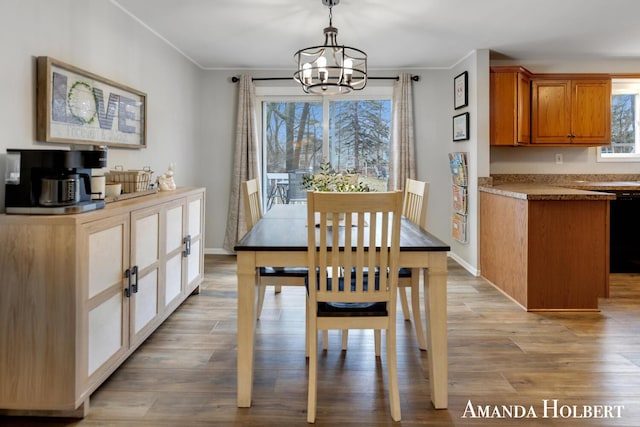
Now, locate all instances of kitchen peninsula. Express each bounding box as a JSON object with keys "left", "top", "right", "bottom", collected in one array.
[{"left": 480, "top": 180, "right": 614, "bottom": 311}]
